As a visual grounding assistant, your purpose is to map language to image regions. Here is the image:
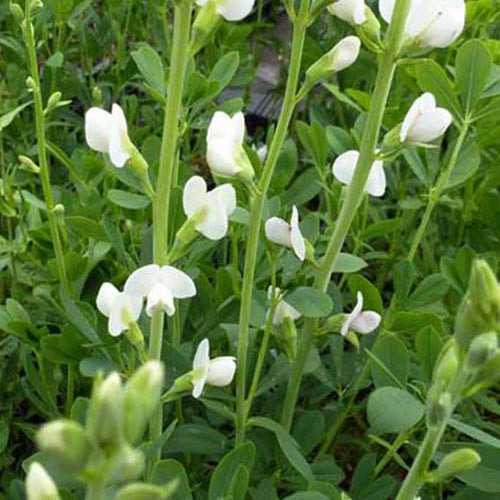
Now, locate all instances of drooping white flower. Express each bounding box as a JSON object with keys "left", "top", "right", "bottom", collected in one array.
[
  {"left": 182, "top": 176, "right": 236, "bottom": 240},
  {"left": 195, "top": 0, "right": 255, "bottom": 21},
  {"left": 332, "top": 150, "right": 386, "bottom": 197},
  {"left": 96, "top": 283, "right": 143, "bottom": 337},
  {"left": 400, "top": 93, "right": 453, "bottom": 143},
  {"left": 124, "top": 264, "right": 196, "bottom": 317},
  {"left": 268, "top": 287, "right": 301, "bottom": 326},
  {"left": 341, "top": 291, "right": 381, "bottom": 336},
  {"left": 26, "top": 463, "right": 60, "bottom": 500},
  {"left": 85, "top": 104, "right": 133, "bottom": 168},
  {"left": 191, "top": 338, "right": 237, "bottom": 398},
  {"left": 328, "top": 0, "right": 367, "bottom": 26},
  {"left": 265, "top": 206, "right": 306, "bottom": 261},
  {"left": 379, "top": 0, "right": 465, "bottom": 48},
  {"left": 206, "top": 111, "right": 254, "bottom": 181}
]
